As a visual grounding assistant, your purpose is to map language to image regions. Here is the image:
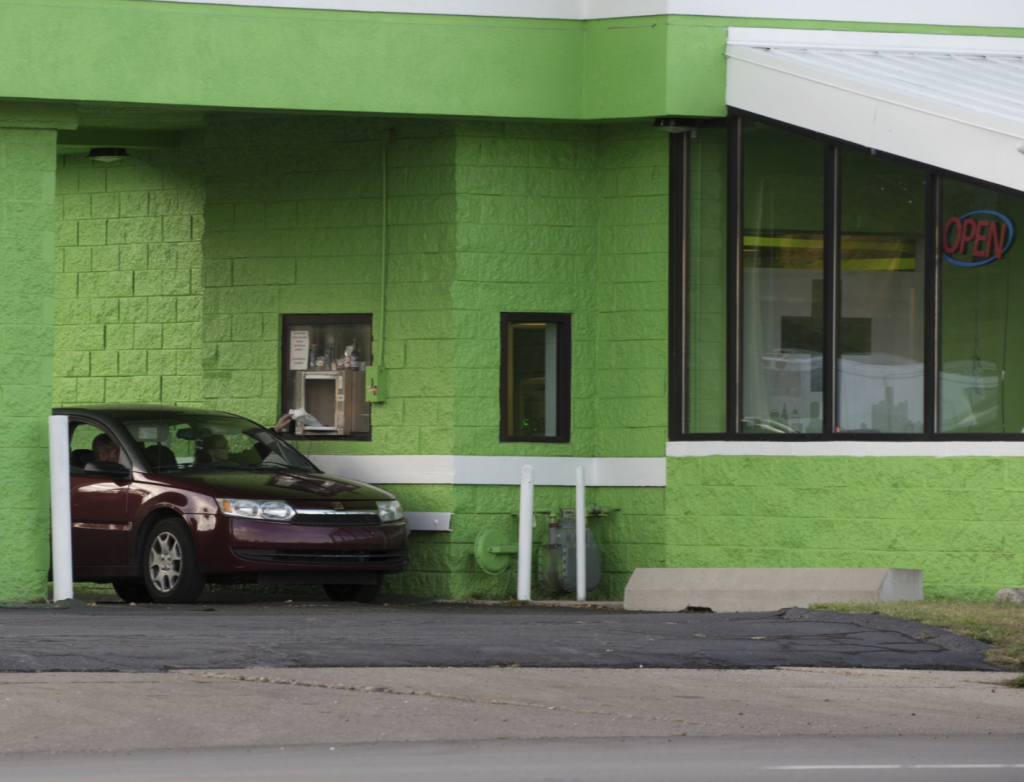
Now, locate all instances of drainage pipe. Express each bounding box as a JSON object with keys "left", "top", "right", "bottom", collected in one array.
[
  {"left": 517, "top": 464, "right": 533, "bottom": 601},
  {"left": 575, "top": 466, "right": 586, "bottom": 601},
  {"left": 48, "top": 415, "right": 73, "bottom": 602}
]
